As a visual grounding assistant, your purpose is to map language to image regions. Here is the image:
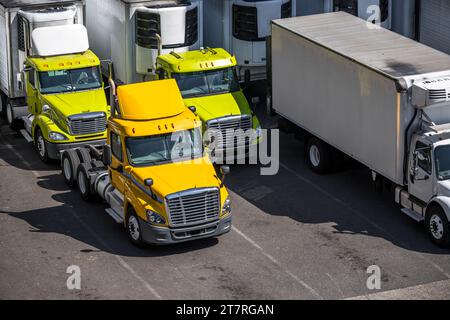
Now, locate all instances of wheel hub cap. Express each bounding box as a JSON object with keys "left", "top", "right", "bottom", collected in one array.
[
  {"left": 430, "top": 215, "right": 444, "bottom": 240},
  {"left": 128, "top": 216, "right": 140, "bottom": 241},
  {"left": 78, "top": 172, "right": 86, "bottom": 194},
  {"left": 37, "top": 136, "right": 46, "bottom": 157},
  {"left": 6, "top": 105, "right": 13, "bottom": 124},
  {"left": 63, "top": 158, "right": 72, "bottom": 181},
  {"left": 309, "top": 145, "right": 320, "bottom": 167}
]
